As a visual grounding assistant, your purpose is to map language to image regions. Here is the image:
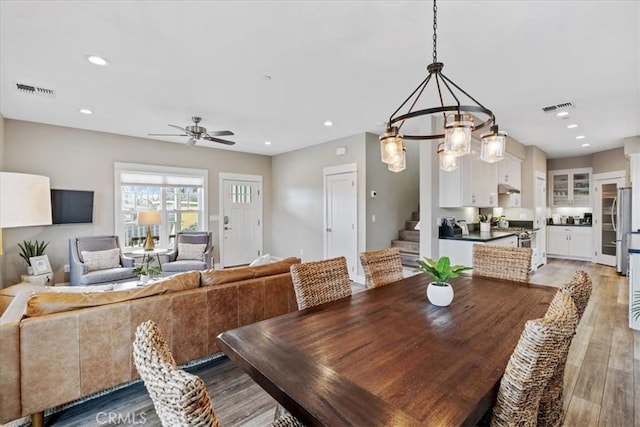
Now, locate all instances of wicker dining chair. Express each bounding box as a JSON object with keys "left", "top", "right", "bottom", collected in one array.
[
  {"left": 491, "top": 291, "right": 578, "bottom": 427},
  {"left": 133, "top": 321, "right": 304, "bottom": 427},
  {"left": 537, "top": 271, "right": 592, "bottom": 427},
  {"left": 472, "top": 244, "right": 533, "bottom": 283},
  {"left": 360, "top": 247, "right": 403, "bottom": 289},
  {"left": 290, "top": 256, "right": 351, "bottom": 309}
]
